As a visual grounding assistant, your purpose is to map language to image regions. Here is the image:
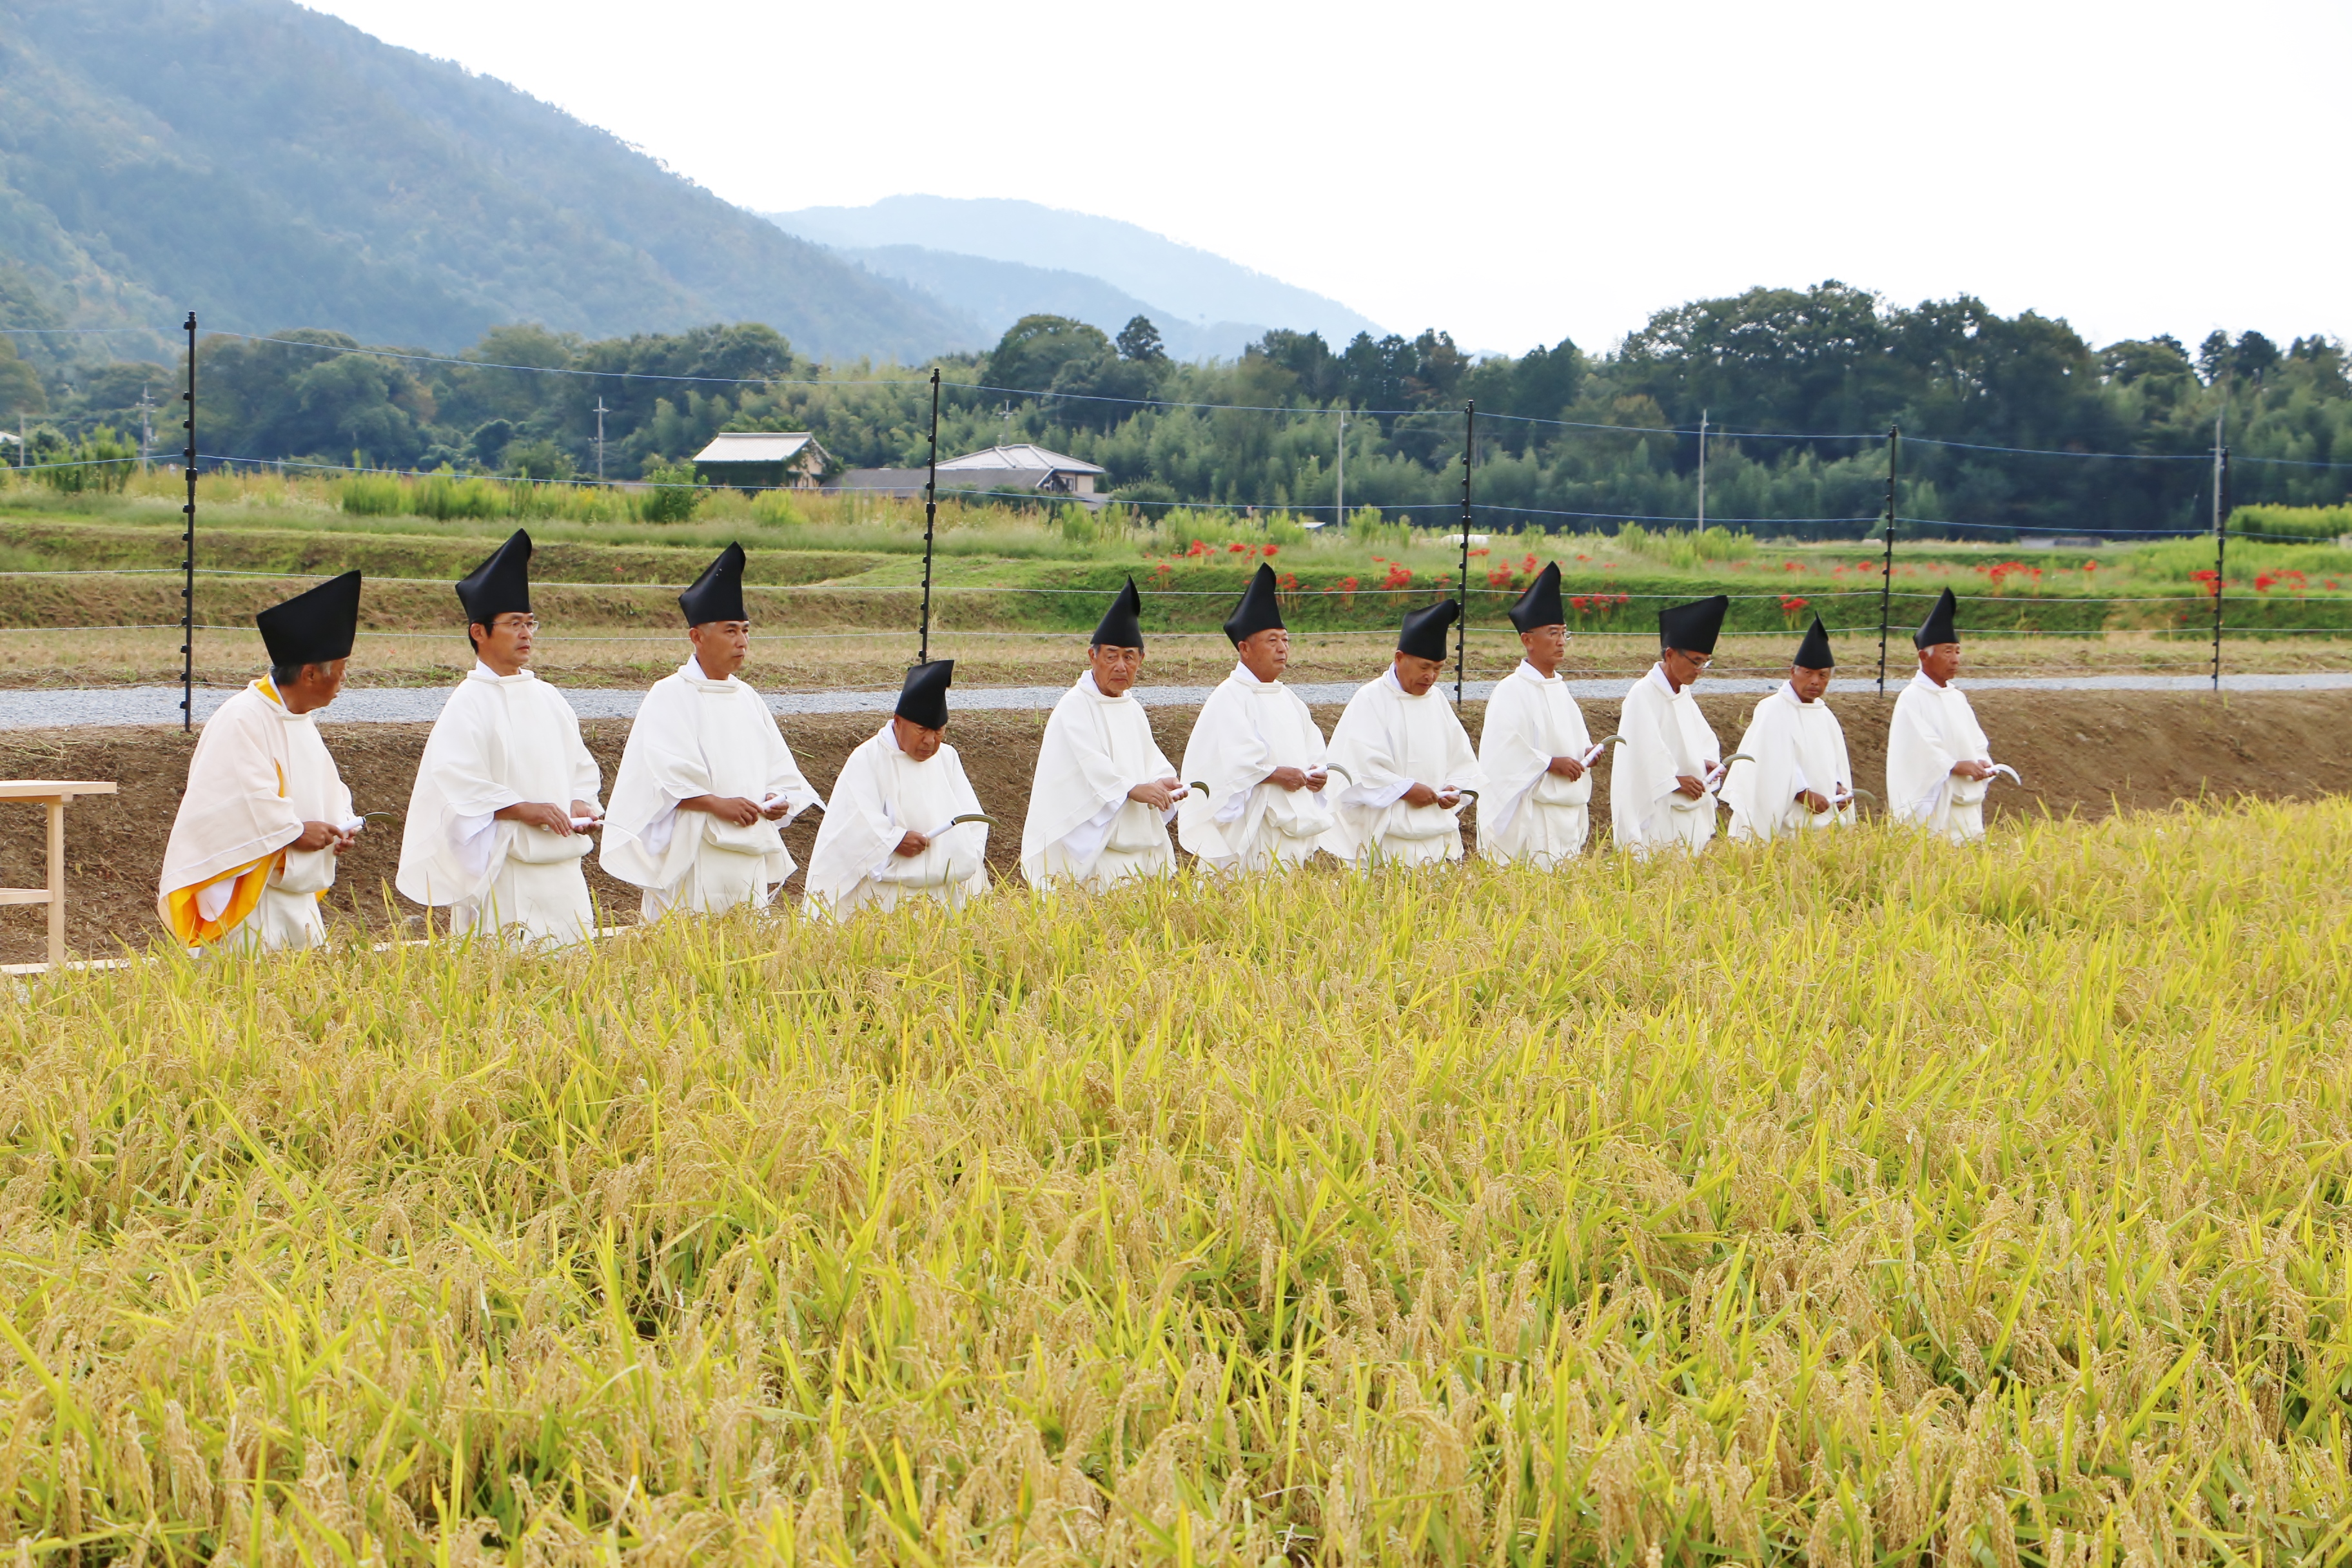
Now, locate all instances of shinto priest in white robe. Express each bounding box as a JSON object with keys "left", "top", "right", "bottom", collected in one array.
[
  {"left": 803, "top": 660, "right": 990, "bottom": 916},
  {"left": 600, "top": 546, "right": 823, "bottom": 917},
  {"left": 396, "top": 530, "right": 603, "bottom": 945},
  {"left": 1177, "top": 564, "right": 1334, "bottom": 871},
  {"left": 1022, "top": 579, "right": 1180, "bottom": 890},
  {"left": 157, "top": 572, "right": 362, "bottom": 952},
  {"left": 1325, "top": 600, "right": 1485, "bottom": 867},
  {"left": 1611, "top": 595, "right": 1727, "bottom": 856},
  {"left": 1887, "top": 588, "right": 1995, "bottom": 844},
  {"left": 1721, "top": 616, "right": 1857, "bottom": 842},
  {"left": 1476, "top": 565, "right": 1594, "bottom": 867}
]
